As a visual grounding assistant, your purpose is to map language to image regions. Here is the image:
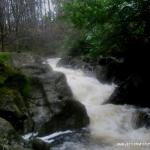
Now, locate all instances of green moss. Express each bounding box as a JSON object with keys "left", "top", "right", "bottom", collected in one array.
[
  {"left": 0, "top": 75, "right": 7, "bottom": 84},
  {"left": 5, "top": 72, "right": 31, "bottom": 98},
  {"left": 0, "top": 52, "right": 11, "bottom": 65},
  {"left": 0, "top": 88, "right": 24, "bottom": 116},
  {"left": 0, "top": 87, "right": 27, "bottom": 115},
  {"left": 0, "top": 59, "right": 31, "bottom": 115},
  {"left": 0, "top": 63, "right": 16, "bottom": 86},
  {"left": 0, "top": 56, "right": 31, "bottom": 98},
  {"left": 0, "top": 87, "right": 13, "bottom": 105},
  {"left": 13, "top": 90, "right": 27, "bottom": 113}
]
